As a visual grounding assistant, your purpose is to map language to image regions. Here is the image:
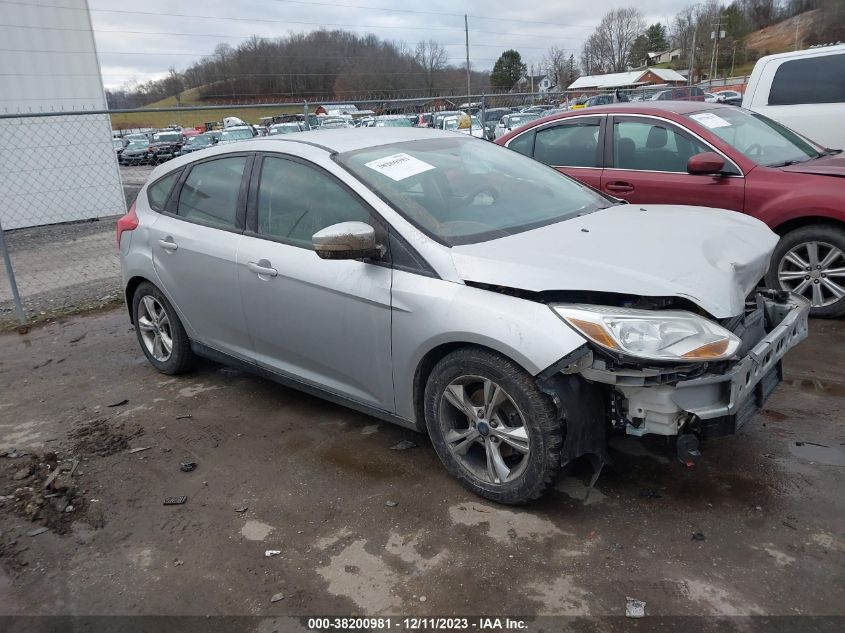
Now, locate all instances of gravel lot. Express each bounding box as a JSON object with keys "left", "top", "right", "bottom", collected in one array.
[
  {"left": 0, "top": 165, "right": 153, "bottom": 328},
  {"left": 0, "top": 308, "right": 842, "bottom": 629}
]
